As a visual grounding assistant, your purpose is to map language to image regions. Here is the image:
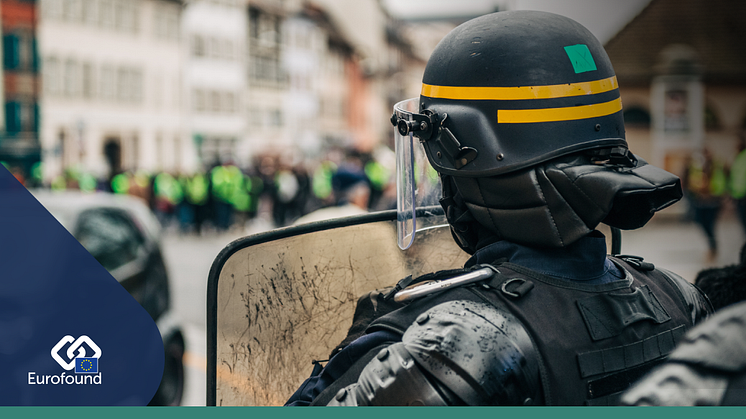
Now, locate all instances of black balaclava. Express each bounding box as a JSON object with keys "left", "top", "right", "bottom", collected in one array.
[{"left": 440, "top": 153, "right": 682, "bottom": 254}]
